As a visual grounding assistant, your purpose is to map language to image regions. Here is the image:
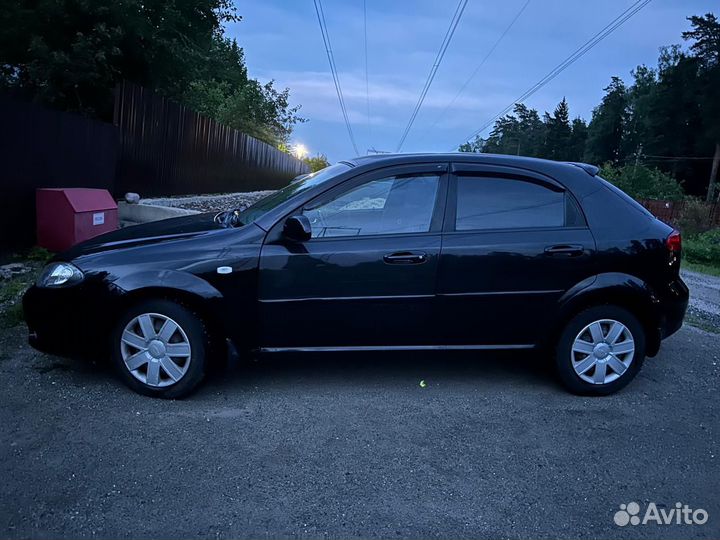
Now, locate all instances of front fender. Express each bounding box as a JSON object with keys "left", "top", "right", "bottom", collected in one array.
[
  {"left": 108, "top": 270, "right": 235, "bottom": 351},
  {"left": 104, "top": 264, "right": 258, "bottom": 352},
  {"left": 111, "top": 269, "right": 223, "bottom": 299}
]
